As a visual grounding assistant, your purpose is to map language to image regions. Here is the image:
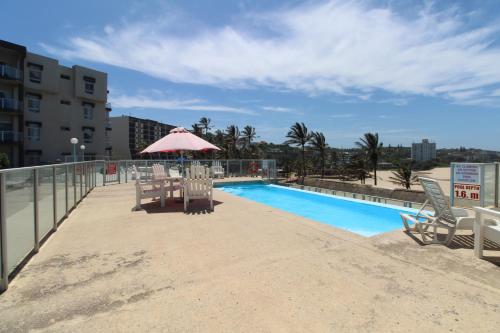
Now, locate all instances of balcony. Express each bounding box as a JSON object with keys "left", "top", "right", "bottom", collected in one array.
[
  {"left": 0, "top": 98, "right": 22, "bottom": 113},
  {"left": 0, "top": 64, "right": 23, "bottom": 82},
  {"left": 105, "top": 102, "right": 112, "bottom": 111},
  {"left": 0, "top": 131, "right": 22, "bottom": 143}
]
